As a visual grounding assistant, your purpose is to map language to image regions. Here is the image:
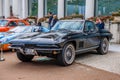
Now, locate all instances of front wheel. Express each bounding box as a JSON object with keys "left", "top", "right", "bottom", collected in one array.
[
  {"left": 57, "top": 43, "right": 75, "bottom": 66},
  {"left": 16, "top": 52, "right": 34, "bottom": 62},
  {"left": 97, "top": 38, "right": 109, "bottom": 55}
]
